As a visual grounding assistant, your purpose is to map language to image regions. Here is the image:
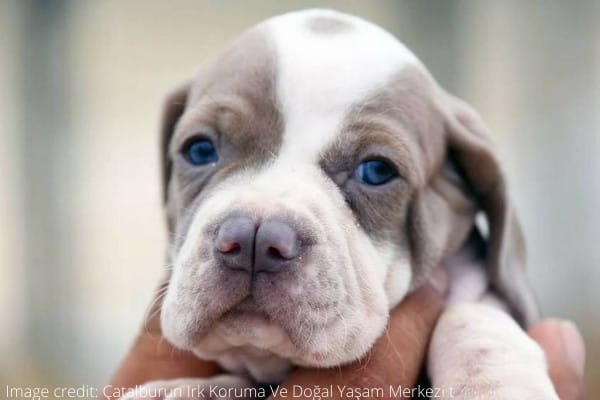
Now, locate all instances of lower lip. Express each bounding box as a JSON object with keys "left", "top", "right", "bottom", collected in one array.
[{"left": 223, "top": 308, "right": 269, "bottom": 322}]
